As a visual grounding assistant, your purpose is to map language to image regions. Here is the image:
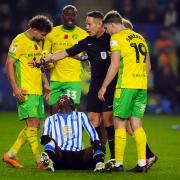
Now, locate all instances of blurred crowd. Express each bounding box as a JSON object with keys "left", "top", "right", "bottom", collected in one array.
[{"left": 0, "top": 0, "right": 180, "bottom": 113}]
